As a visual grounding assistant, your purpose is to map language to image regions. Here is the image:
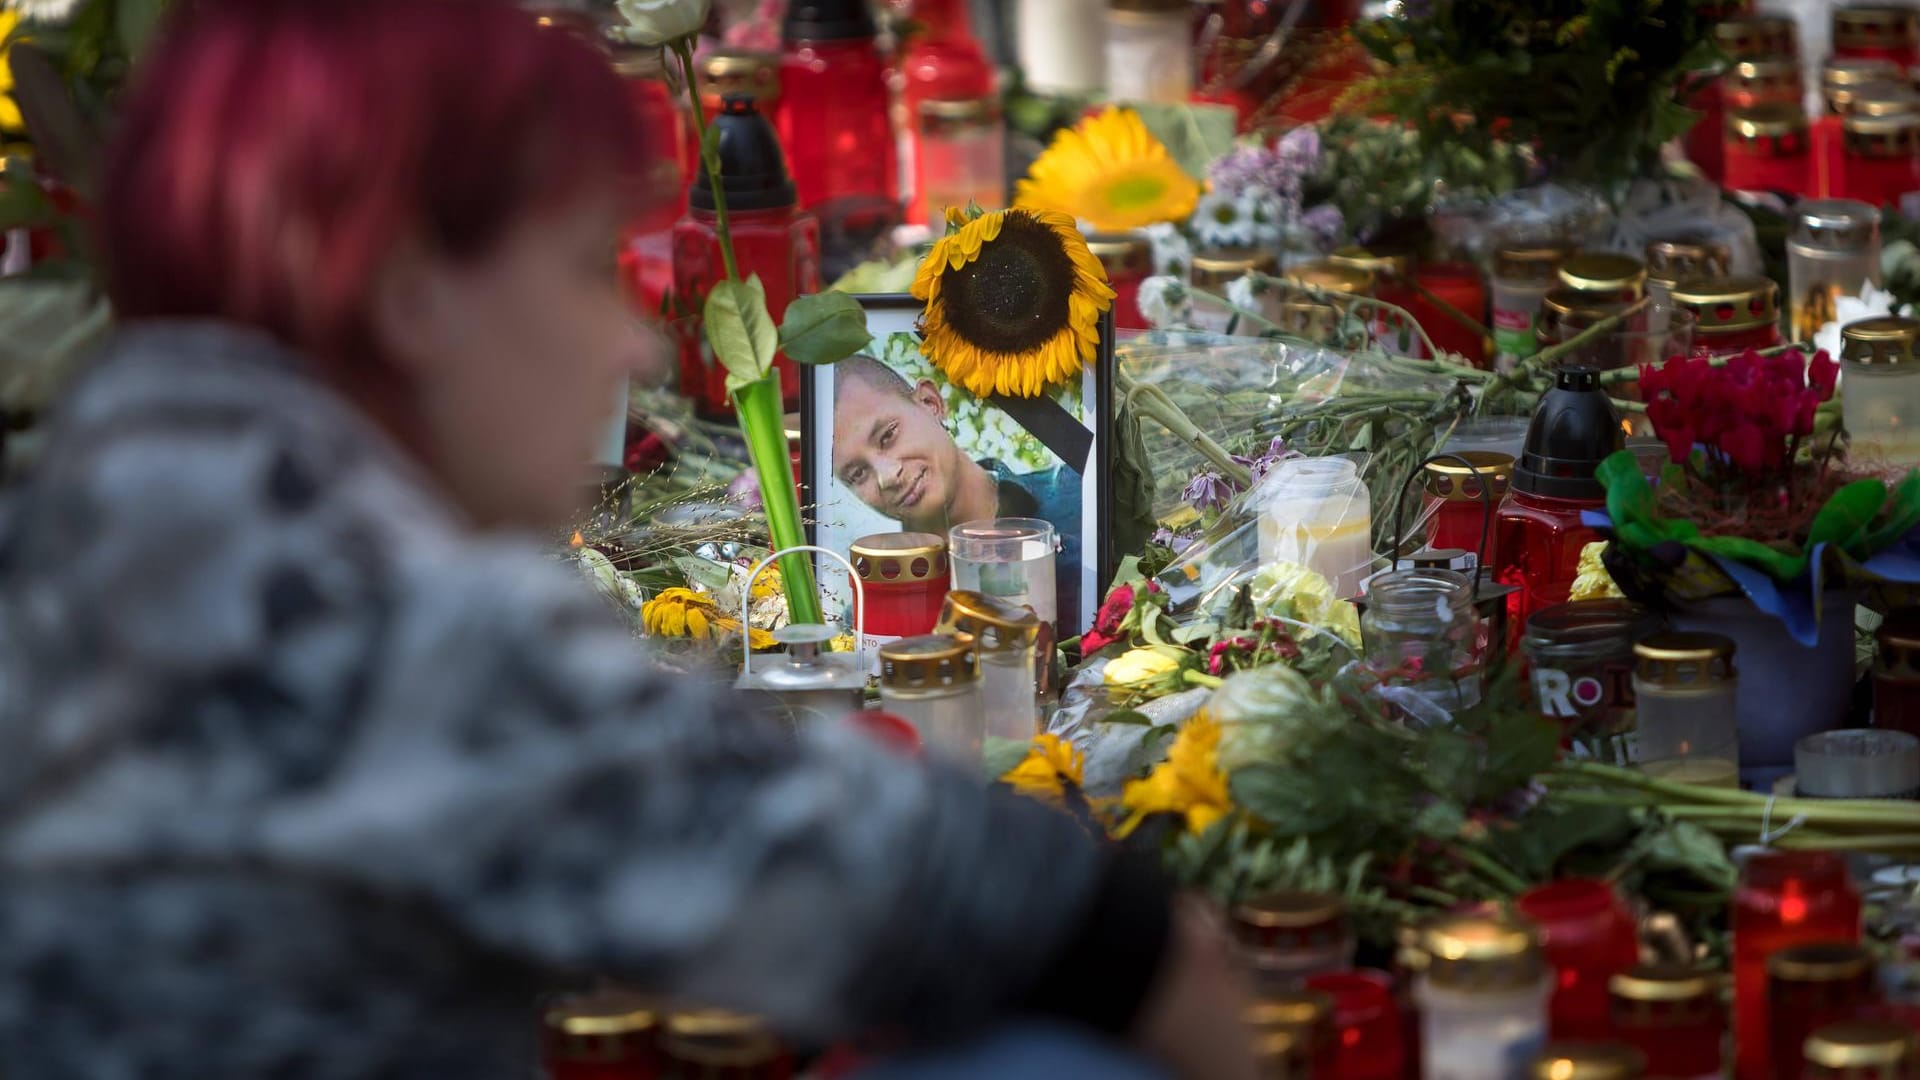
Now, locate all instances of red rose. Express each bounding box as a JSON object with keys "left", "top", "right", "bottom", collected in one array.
[{"left": 1081, "top": 583, "right": 1136, "bottom": 653}]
